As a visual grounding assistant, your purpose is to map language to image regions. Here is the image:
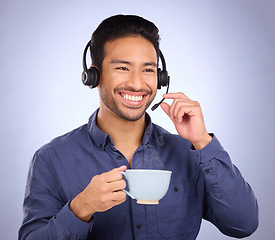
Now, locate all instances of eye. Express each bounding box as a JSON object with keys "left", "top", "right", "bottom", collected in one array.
[
  {"left": 144, "top": 68, "right": 155, "bottom": 73},
  {"left": 116, "top": 67, "right": 129, "bottom": 71}
]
